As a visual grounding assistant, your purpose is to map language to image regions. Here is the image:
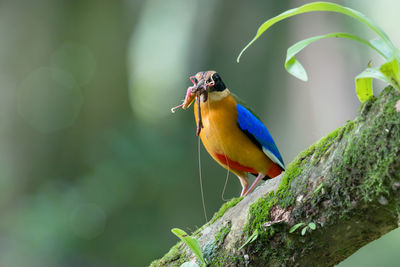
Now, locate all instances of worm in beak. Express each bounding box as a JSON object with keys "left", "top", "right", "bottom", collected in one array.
[{"left": 171, "top": 74, "right": 213, "bottom": 135}]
